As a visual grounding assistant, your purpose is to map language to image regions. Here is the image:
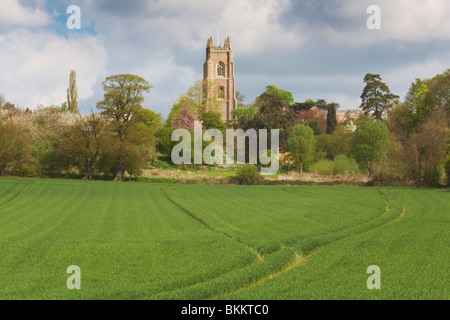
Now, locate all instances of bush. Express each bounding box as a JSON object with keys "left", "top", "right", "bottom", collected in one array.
[
  {"left": 310, "top": 155, "right": 359, "bottom": 176},
  {"left": 332, "top": 155, "right": 359, "bottom": 175},
  {"left": 236, "top": 164, "right": 263, "bottom": 185},
  {"left": 310, "top": 159, "right": 333, "bottom": 175}
]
